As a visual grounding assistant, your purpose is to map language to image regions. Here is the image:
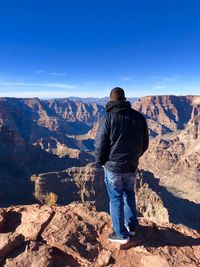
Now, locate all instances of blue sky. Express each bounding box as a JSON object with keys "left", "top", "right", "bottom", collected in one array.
[{"left": 0, "top": 0, "right": 200, "bottom": 98}]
